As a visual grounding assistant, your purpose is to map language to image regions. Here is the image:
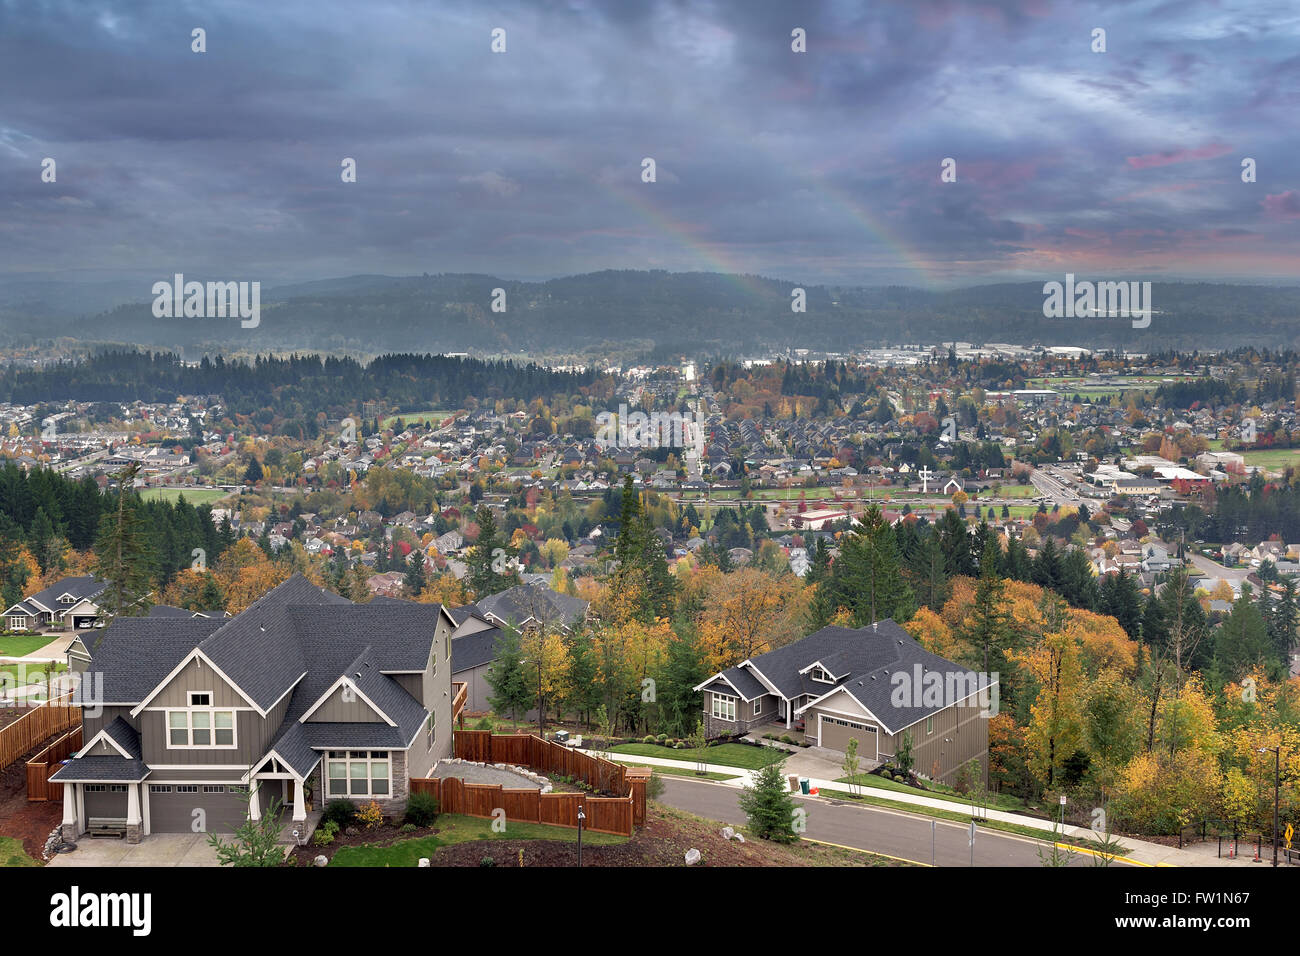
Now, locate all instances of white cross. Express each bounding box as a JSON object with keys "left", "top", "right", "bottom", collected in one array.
[{"left": 919, "top": 466, "right": 934, "bottom": 494}]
